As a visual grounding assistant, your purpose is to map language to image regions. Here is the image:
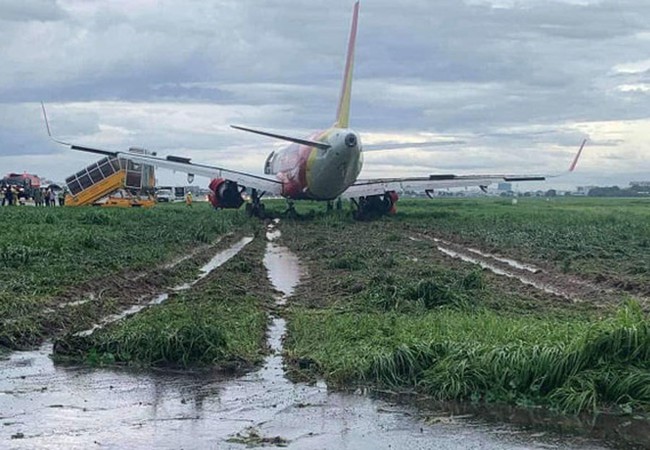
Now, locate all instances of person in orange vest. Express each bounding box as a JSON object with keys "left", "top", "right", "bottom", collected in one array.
[{"left": 185, "top": 191, "right": 193, "bottom": 207}]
